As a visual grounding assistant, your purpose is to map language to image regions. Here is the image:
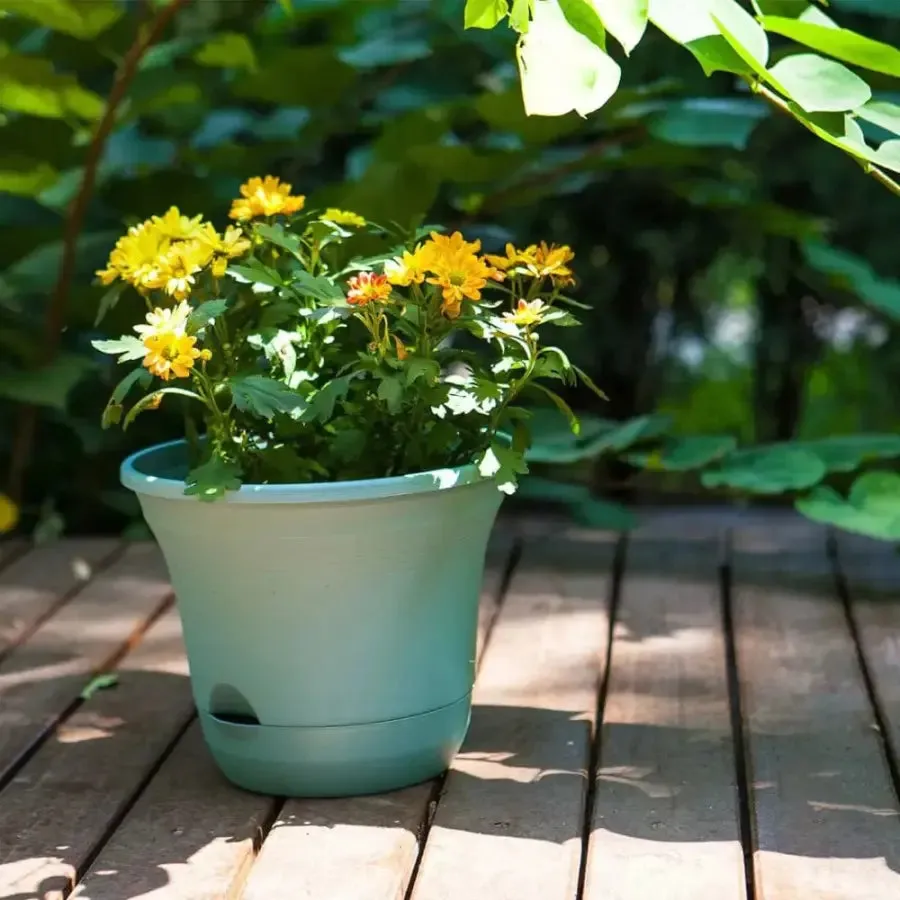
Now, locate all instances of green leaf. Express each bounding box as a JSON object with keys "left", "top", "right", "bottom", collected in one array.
[
  {"left": 518, "top": 0, "right": 621, "bottom": 117},
  {"left": 124, "top": 388, "right": 203, "bottom": 428},
  {"left": 102, "top": 368, "right": 152, "bottom": 429},
  {"left": 0, "top": 0, "right": 121, "bottom": 38},
  {"left": 510, "top": 0, "right": 533, "bottom": 31},
  {"left": 526, "top": 413, "right": 668, "bottom": 463},
  {"left": 0, "top": 354, "right": 93, "bottom": 410},
  {"left": 529, "top": 382, "right": 580, "bottom": 434},
  {"left": 0, "top": 157, "right": 57, "bottom": 196},
  {"left": 188, "top": 299, "right": 229, "bottom": 333},
  {"left": 230, "top": 375, "right": 306, "bottom": 420},
  {"left": 91, "top": 335, "right": 146, "bottom": 363},
  {"left": 290, "top": 270, "right": 346, "bottom": 304},
  {"left": 80, "top": 673, "right": 118, "bottom": 701},
  {"left": 751, "top": 0, "right": 809, "bottom": 15},
  {"left": 761, "top": 17, "right": 900, "bottom": 79},
  {"left": 559, "top": 0, "right": 607, "bottom": 50},
  {"left": 650, "top": 98, "right": 767, "bottom": 149},
  {"left": 626, "top": 434, "right": 737, "bottom": 471},
  {"left": 228, "top": 262, "right": 283, "bottom": 288},
  {"left": 797, "top": 472, "right": 900, "bottom": 541},
  {"left": 795, "top": 434, "right": 900, "bottom": 473},
  {"left": 254, "top": 222, "right": 302, "bottom": 255},
  {"left": 649, "top": 0, "right": 755, "bottom": 77},
  {"left": 803, "top": 240, "right": 900, "bottom": 320},
  {"left": 235, "top": 48, "right": 356, "bottom": 108},
  {"left": 767, "top": 54, "right": 871, "bottom": 114},
  {"left": 465, "top": 0, "right": 509, "bottom": 29},
  {"left": 591, "top": 0, "right": 648, "bottom": 54},
  {"left": 0, "top": 54, "right": 104, "bottom": 120},
  {"left": 377, "top": 374, "right": 405, "bottom": 413},
  {"left": 303, "top": 374, "right": 357, "bottom": 423},
  {"left": 404, "top": 357, "right": 441, "bottom": 385},
  {"left": 185, "top": 456, "right": 242, "bottom": 502},
  {"left": 856, "top": 100, "right": 900, "bottom": 138},
  {"left": 194, "top": 33, "right": 258, "bottom": 72},
  {"left": 478, "top": 442, "right": 529, "bottom": 494},
  {"left": 701, "top": 446, "right": 827, "bottom": 494},
  {"left": 94, "top": 283, "right": 125, "bottom": 326},
  {"left": 572, "top": 364, "right": 608, "bottom": 400}
]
